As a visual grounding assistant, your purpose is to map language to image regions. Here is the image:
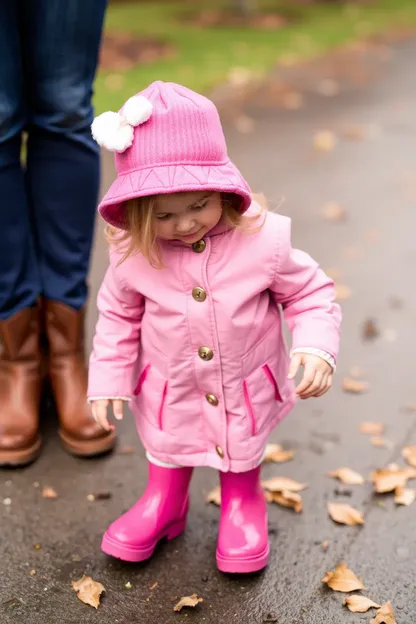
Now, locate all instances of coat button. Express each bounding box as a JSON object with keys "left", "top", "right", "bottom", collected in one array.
[
  {"left": 192, "top": 287, "right": 207, "bottom": 302},
  {"left": 206, "top": 393, "right": 218, "bottom": 406},
  {"left": 192, "top": 239, "right": 206, "bottom": 253},
  {"left": 198, "top": 346, "right": 213, "bottom": 361},
  {"left": 216, "top": 445, "right": 225, "bottom": 458}
]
